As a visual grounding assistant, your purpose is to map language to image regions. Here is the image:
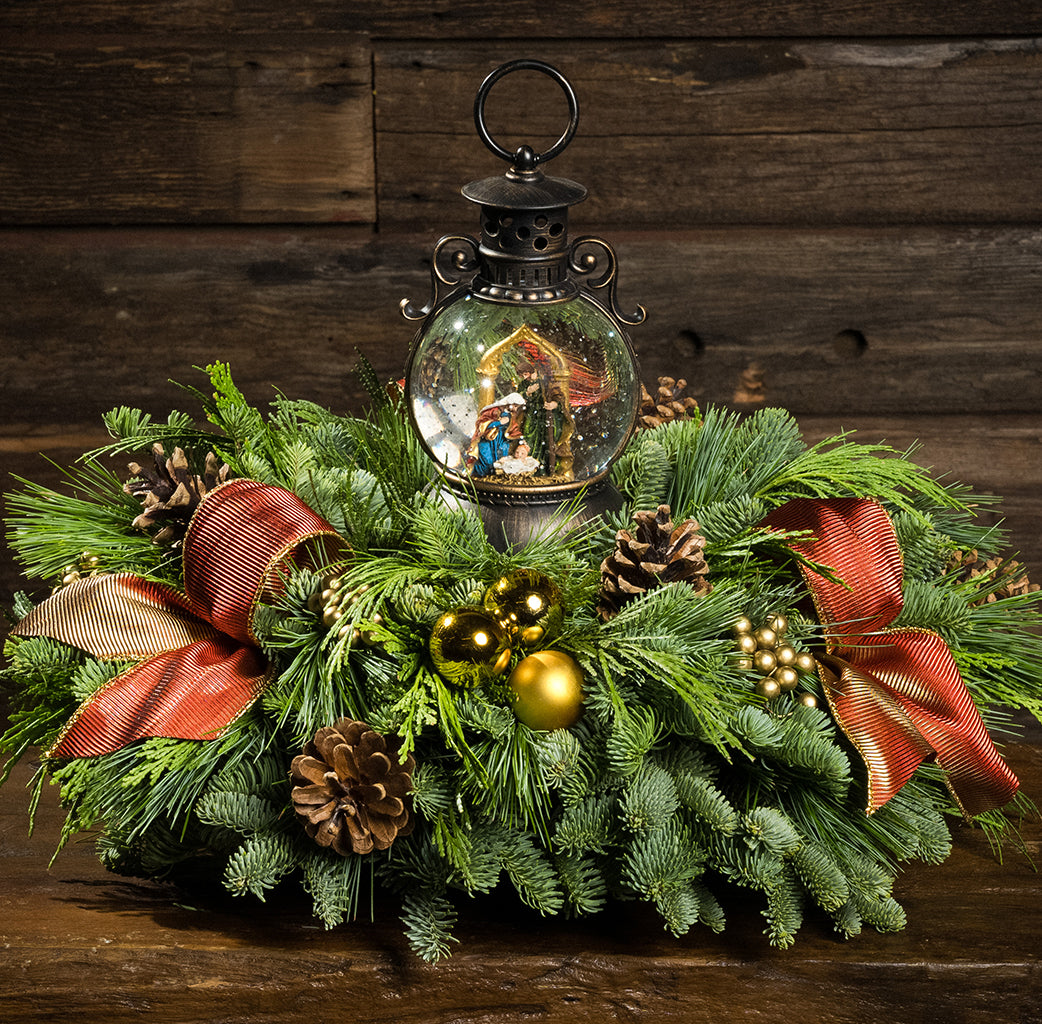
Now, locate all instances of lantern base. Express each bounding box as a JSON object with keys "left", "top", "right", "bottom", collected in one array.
[{"left": 443, "top": 481, "right": 626, "bottom": 552}]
